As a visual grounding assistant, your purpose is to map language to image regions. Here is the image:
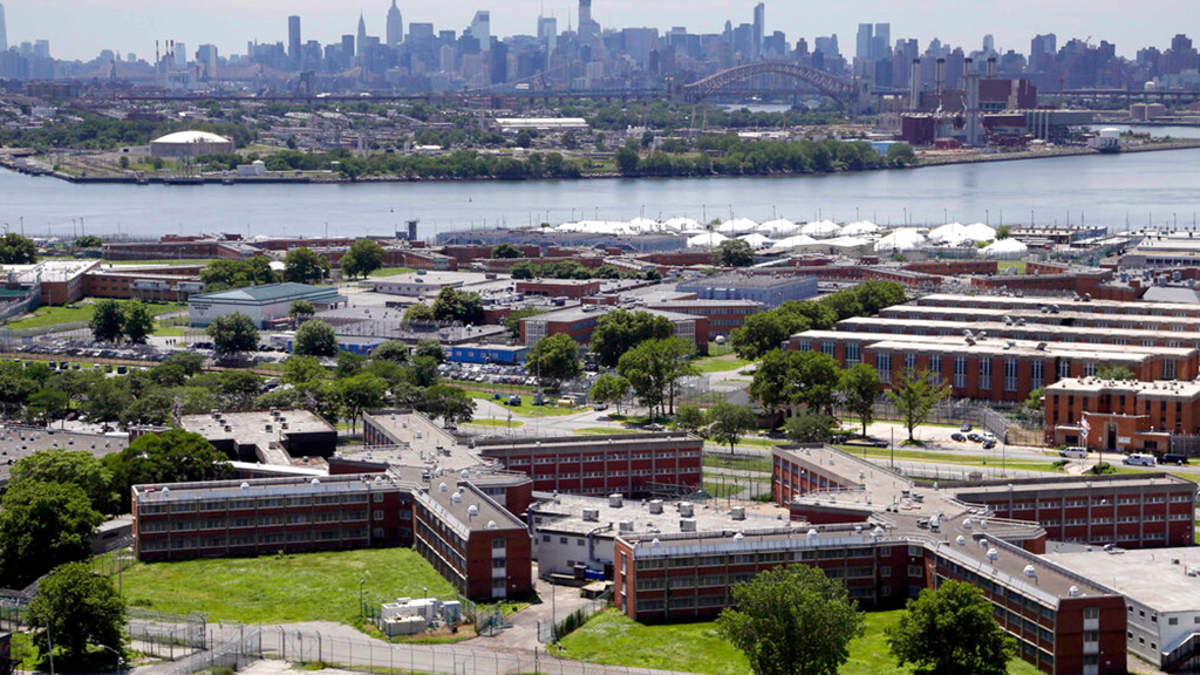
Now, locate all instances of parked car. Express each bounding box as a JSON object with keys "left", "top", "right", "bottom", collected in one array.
[
  {"left": 967, "top": 433, "right": 983, "bottom": 443},
  {"left": 1162, "top": 454, "right": 1190, "bottom": 466},
  {"left": 982, "top": 439, "right": 997, "bottom": 450},
  {"left": 960, "top": 423, "right": 973, "bottom": 432},
  {"left": 1122, "top": 453, "right": 1157, "bottom": 467},
  {"left": 950, "top": 433, "right": 967, "bottom": 442},
  {"left": 593, "top": 402, "right": 609, "bottom": 411},
  {"left": 506, "top": 395, "right": 522, "bottom": 406},
  {"left": 1059, "top": 447, "right": 1088, "bottom": 459}
]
